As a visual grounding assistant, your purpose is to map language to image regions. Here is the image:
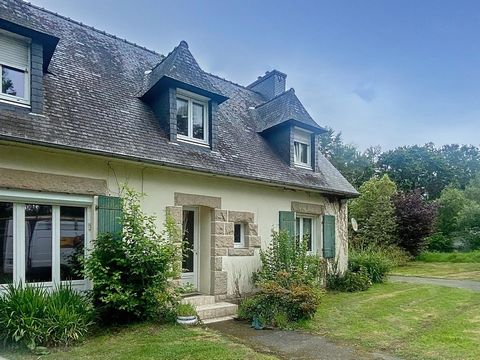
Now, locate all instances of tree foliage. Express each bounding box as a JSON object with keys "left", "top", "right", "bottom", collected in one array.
[
  {"left": 393, "top": 192, "right": 438, "bottom": 256},
  {"left": 349, "top": 175, "right": 398, "bottom": 248}
]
